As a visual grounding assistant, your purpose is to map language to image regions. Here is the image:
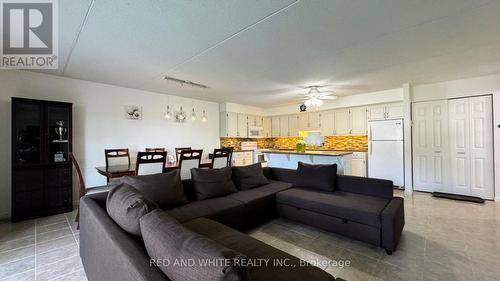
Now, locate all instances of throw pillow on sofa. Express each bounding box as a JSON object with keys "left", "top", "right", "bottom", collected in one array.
[
  {"left": 140, "top": 210, "right": 249, "bottom": 281},
  {"left": 121, "top": 170, "right": 188, "bottom": 208},
  {"left": 295, "top": 162, "right": 337, "bottom": 192},
  {"left": 232, "top": 163, "right": 269, "bottom": 190},
  {"left": 106, "top": 183, "right": 158, "bottom": 237},
  {"left": 191, "top": 166, "right": 238, "bottom": 200}
]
